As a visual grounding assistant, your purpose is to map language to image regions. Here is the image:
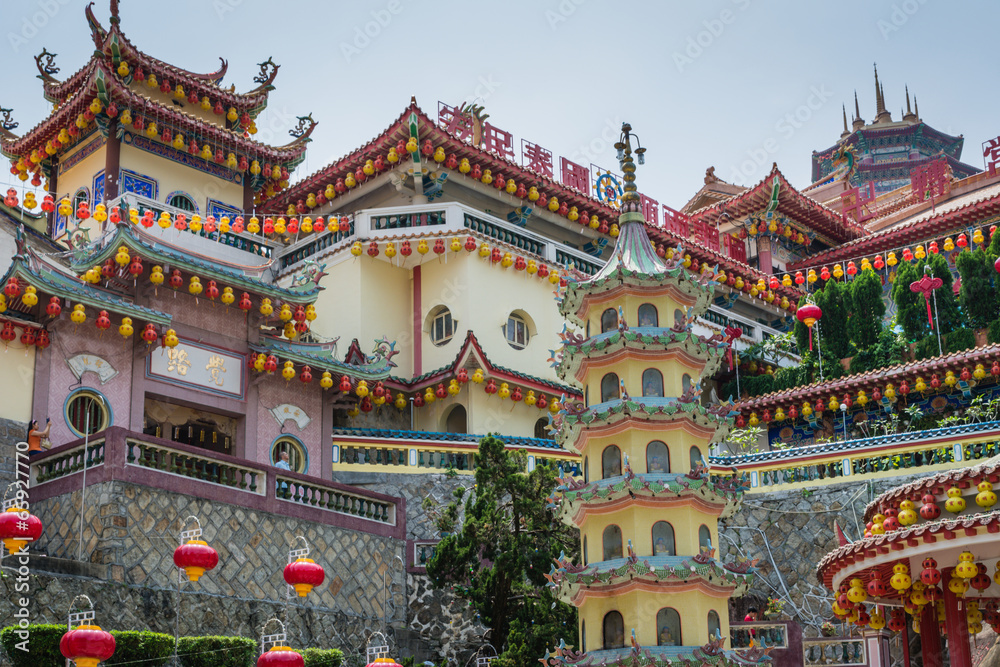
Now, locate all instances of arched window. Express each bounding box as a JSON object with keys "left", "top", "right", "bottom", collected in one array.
[
  {"left": 600, "top": 373, "right": 620, "bottom": 403},
  {"left": 444, "top": 405, "right": 467, "bottom": 434},
  {"left": 65, "top": 389, "right": 110, "bottom": 437},
  {"left": 602, "top": 524, "right": 623, "bottom": 560},
  {"left": 708, "top": 610, "right": 721, "bottom": 642},
  {"left": 657, "top": 608, "right": 681, "bottom": 646},
  {"left": 603, "top": 611, "right": 624, "bottom": 649},
  {"left": 167, "top": 192, "right": 197, "bottom": 213},
  {"left": 690, "top": 446, "right": 703, "bottom": 470},
  {"left": 504, "top": 311, "right": 530, "bottom": 350},
  {"left": 602, "top": 445, "right": 621, "bottom": 479},
  {"left": 682, "top": 373, "right": 693, "bottom": 395},
  {"left": 272, "top": 436, "right": 308, "bottom": 474},
  {"left": 534, "top": 417, "right": 551, "bottom": 440},
  {"left": 73, "top": 188, "right": 90, "bottom": 211},
  {"left": 699, "top": 525, "right": 713, "bottom": 550},
  {"left": 646, "top": 441, "right": 669, "bottom": 473},
  {"left": 652, "top": 521, "right": 675, "bottom": 556},
  {"left": 637, "top": 303, "right": 658, "bottom": 327},
  {"left": 583, "top": 536, "right": 588, "bottom": 566},
  {"left": 642, "top": 368, "right": 664, "bottom": 397},
  {"left": 427, "top": 306, "right": 457, "bottom": 346},
  {"left": 601, "top": 308, "right": 618, "bottom": 333},
  {"left": 673, "top": 309, "right": 685, "bottom": 328}
]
